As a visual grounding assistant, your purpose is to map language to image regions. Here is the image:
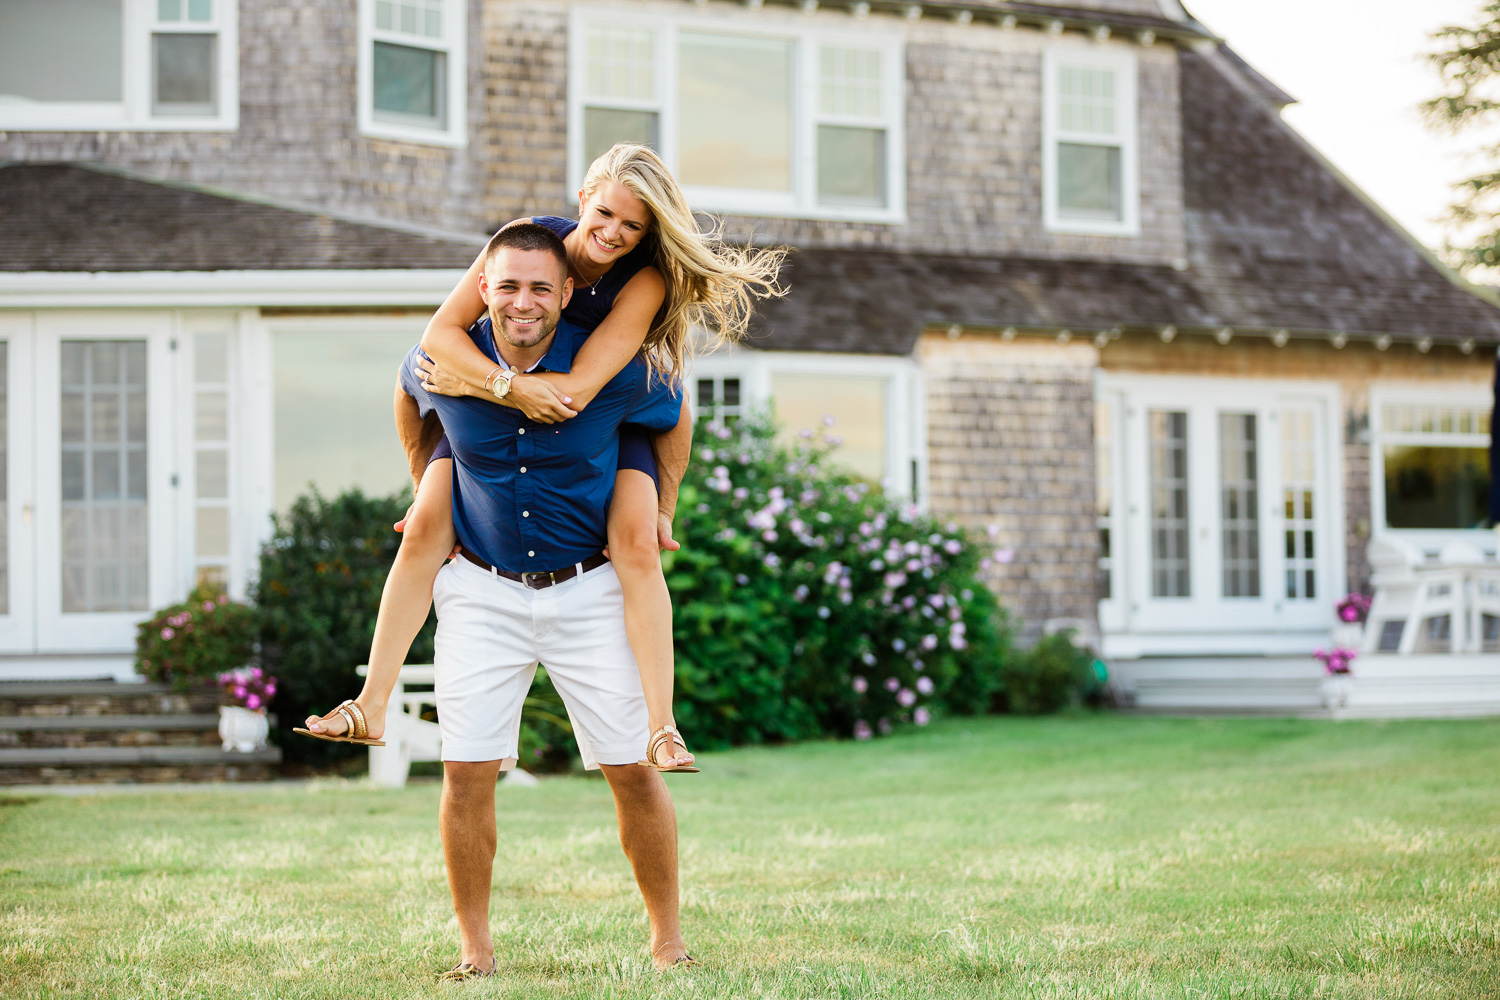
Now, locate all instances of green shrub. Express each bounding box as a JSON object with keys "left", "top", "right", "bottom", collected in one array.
[
  {"left": 998, "top": 630, "right": 1101, "bottom": 714},
  {"left": 665, "top": 411, "right": 1011, "bottom": 746},
  {"left": 135, "top": 585, "right": 257, "bottom": 691},
  {"left": 254, "top": 488, "right": 438, "bottom": 764},
  {"left": 254, "top": 487, "right": 577, "bottom": 768}
]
